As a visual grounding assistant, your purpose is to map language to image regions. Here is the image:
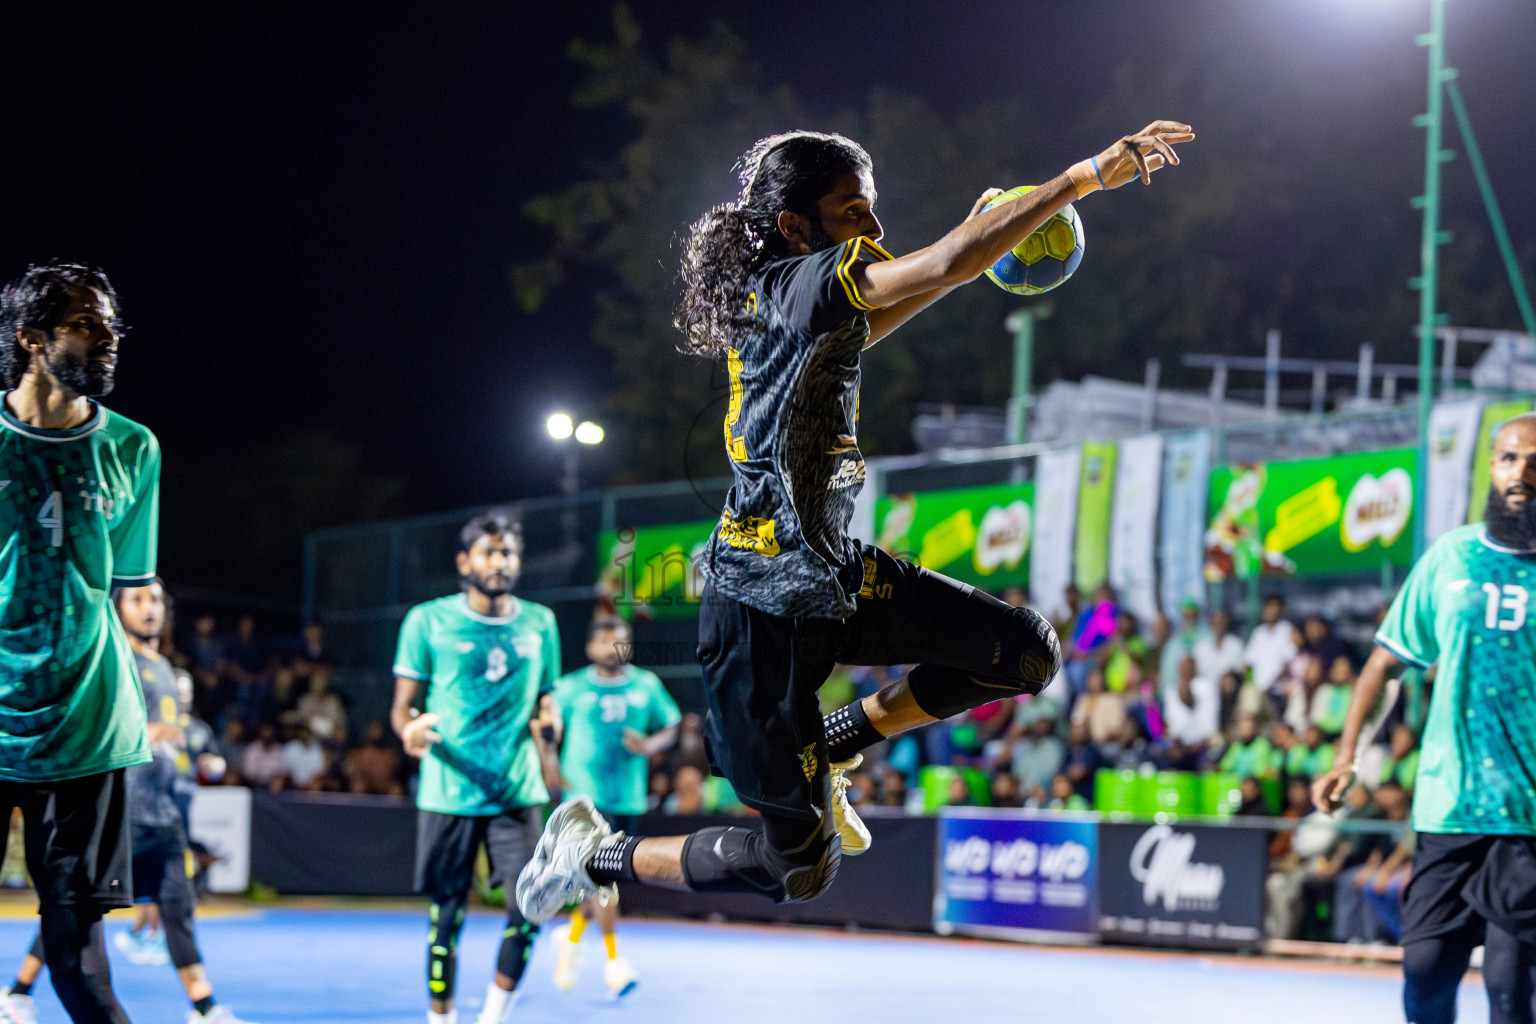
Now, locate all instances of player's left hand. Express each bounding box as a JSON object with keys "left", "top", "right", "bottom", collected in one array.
[{"left": 621, "top": 728, "right": 648, "bottom": 755}]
